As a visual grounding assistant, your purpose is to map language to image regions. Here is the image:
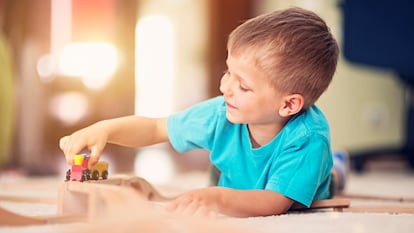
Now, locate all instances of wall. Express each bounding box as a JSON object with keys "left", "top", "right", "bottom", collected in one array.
[{"left": 256, "top": 0, "right": 405, "bottom": 153}]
